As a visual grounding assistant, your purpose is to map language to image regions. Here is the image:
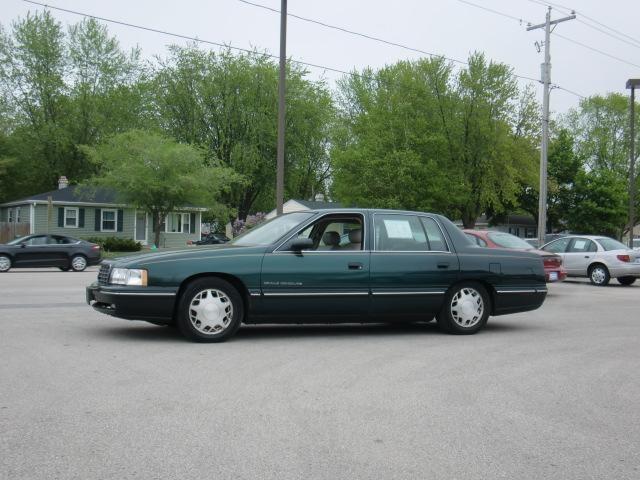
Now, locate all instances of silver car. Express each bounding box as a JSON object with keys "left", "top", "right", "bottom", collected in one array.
[{"left": 541, "top": 235, "right": 640, "bottom": 286}]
